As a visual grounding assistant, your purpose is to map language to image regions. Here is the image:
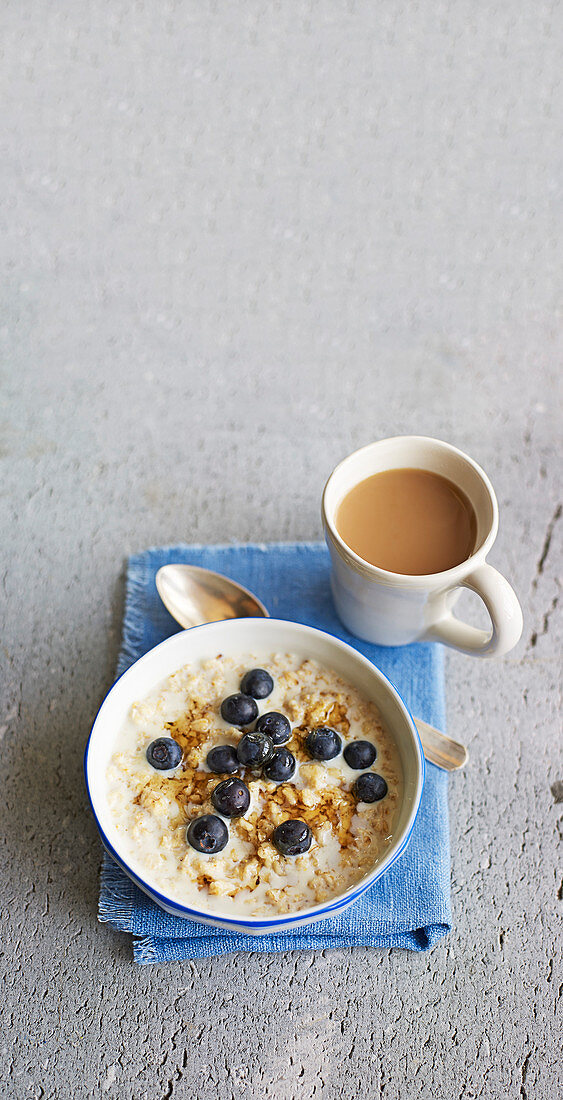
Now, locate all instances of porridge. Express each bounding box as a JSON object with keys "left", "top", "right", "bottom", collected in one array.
[{"left": 105, "top": 652, "right": 403, "bottom": 916}]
